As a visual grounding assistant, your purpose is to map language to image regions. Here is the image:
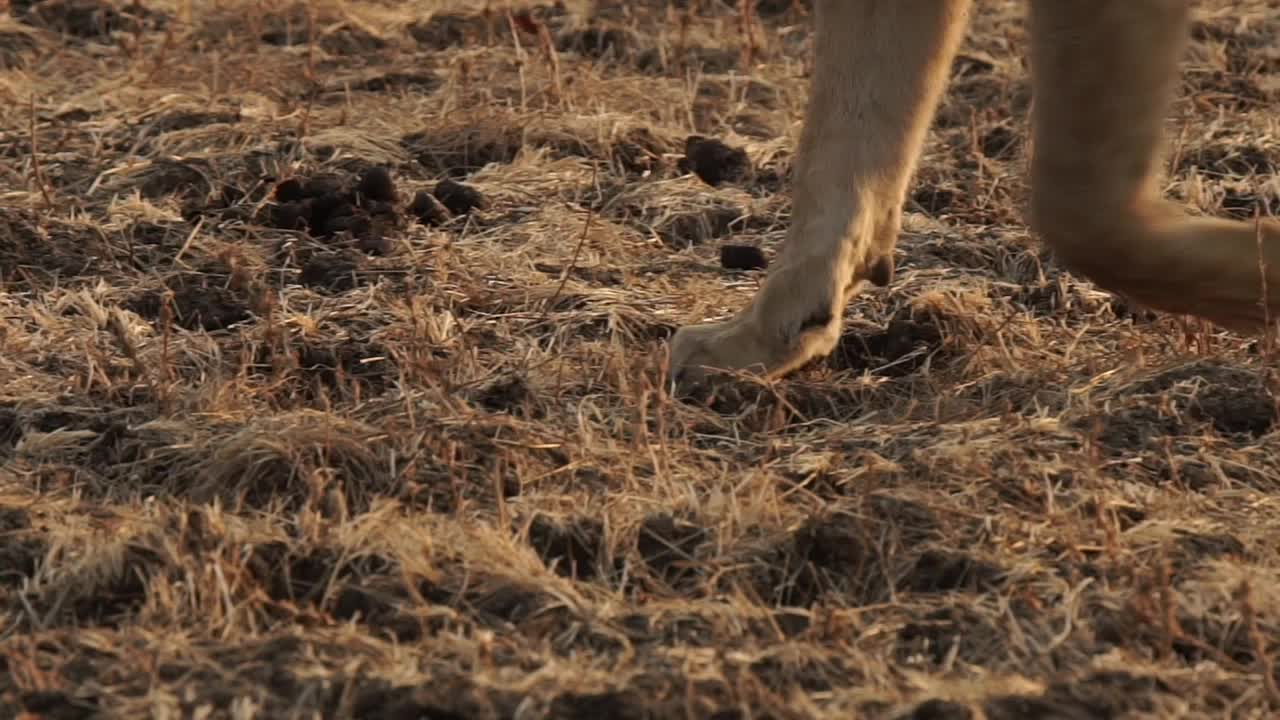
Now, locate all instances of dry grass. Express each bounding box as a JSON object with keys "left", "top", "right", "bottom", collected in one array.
[{"left": 2, "top": 0, "right": 1280, "bottom": 717}]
